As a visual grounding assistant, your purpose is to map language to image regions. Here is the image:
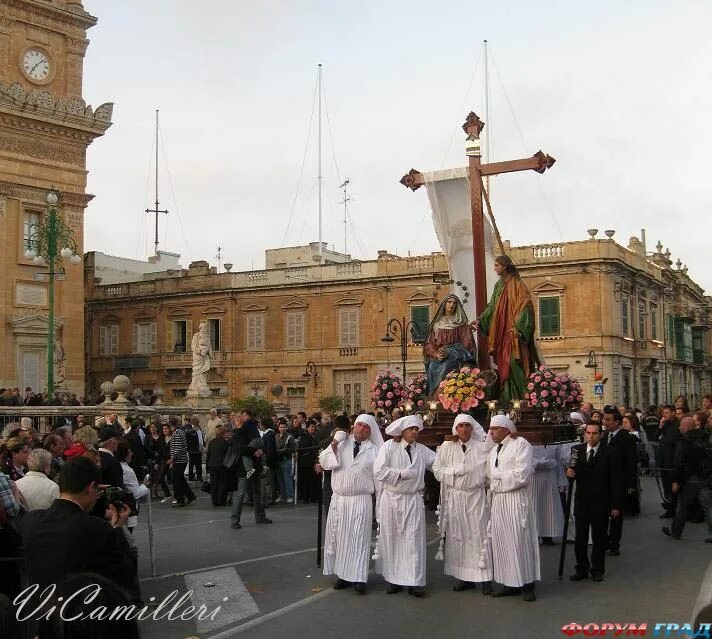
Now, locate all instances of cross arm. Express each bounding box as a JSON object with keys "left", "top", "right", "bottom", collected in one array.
[{"left": 480, "top": 150, "right": 555, "bottom": 177}]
